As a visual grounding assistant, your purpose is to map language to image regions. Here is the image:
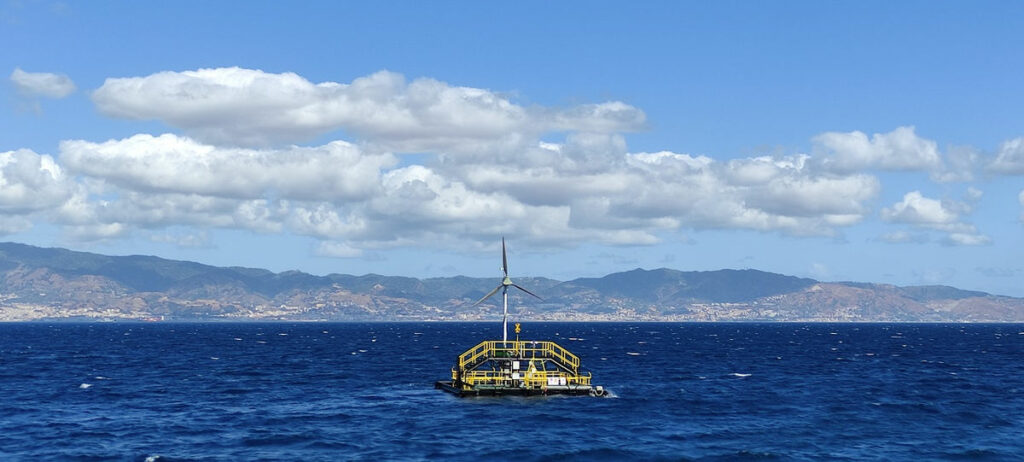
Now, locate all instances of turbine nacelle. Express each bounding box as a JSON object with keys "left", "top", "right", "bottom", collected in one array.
[
  {"left": 471, "top": 237, "right": 541, "bottom": 342},
  {"left": 472, "top": 237, "right": 542, "bottom": 306}
]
